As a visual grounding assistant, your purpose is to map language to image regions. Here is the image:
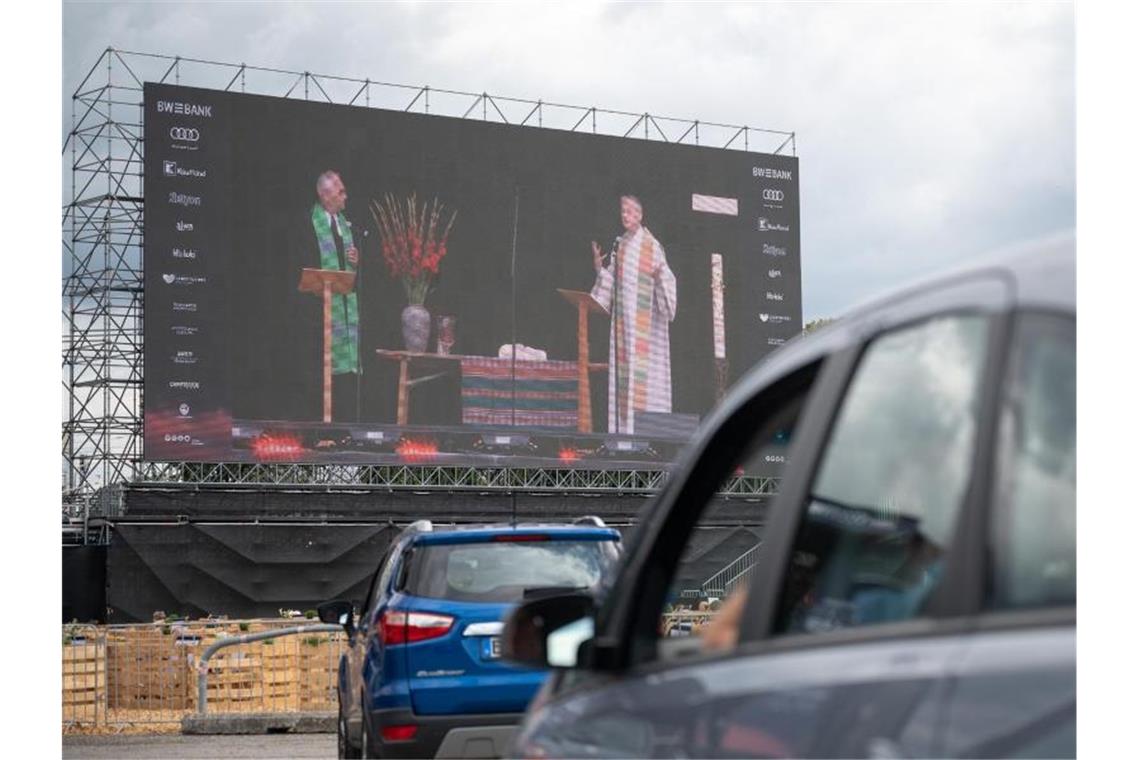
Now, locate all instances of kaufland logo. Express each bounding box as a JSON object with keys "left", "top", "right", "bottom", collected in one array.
[
  {"left": 758, "top": 218, "right": 791, "bottom": 233},
  {"left": 157, "top": 100, "right": 213, "bottom": 118},
  {"left": 163, "top": 161, "right": 207, "bottom": 179}
]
